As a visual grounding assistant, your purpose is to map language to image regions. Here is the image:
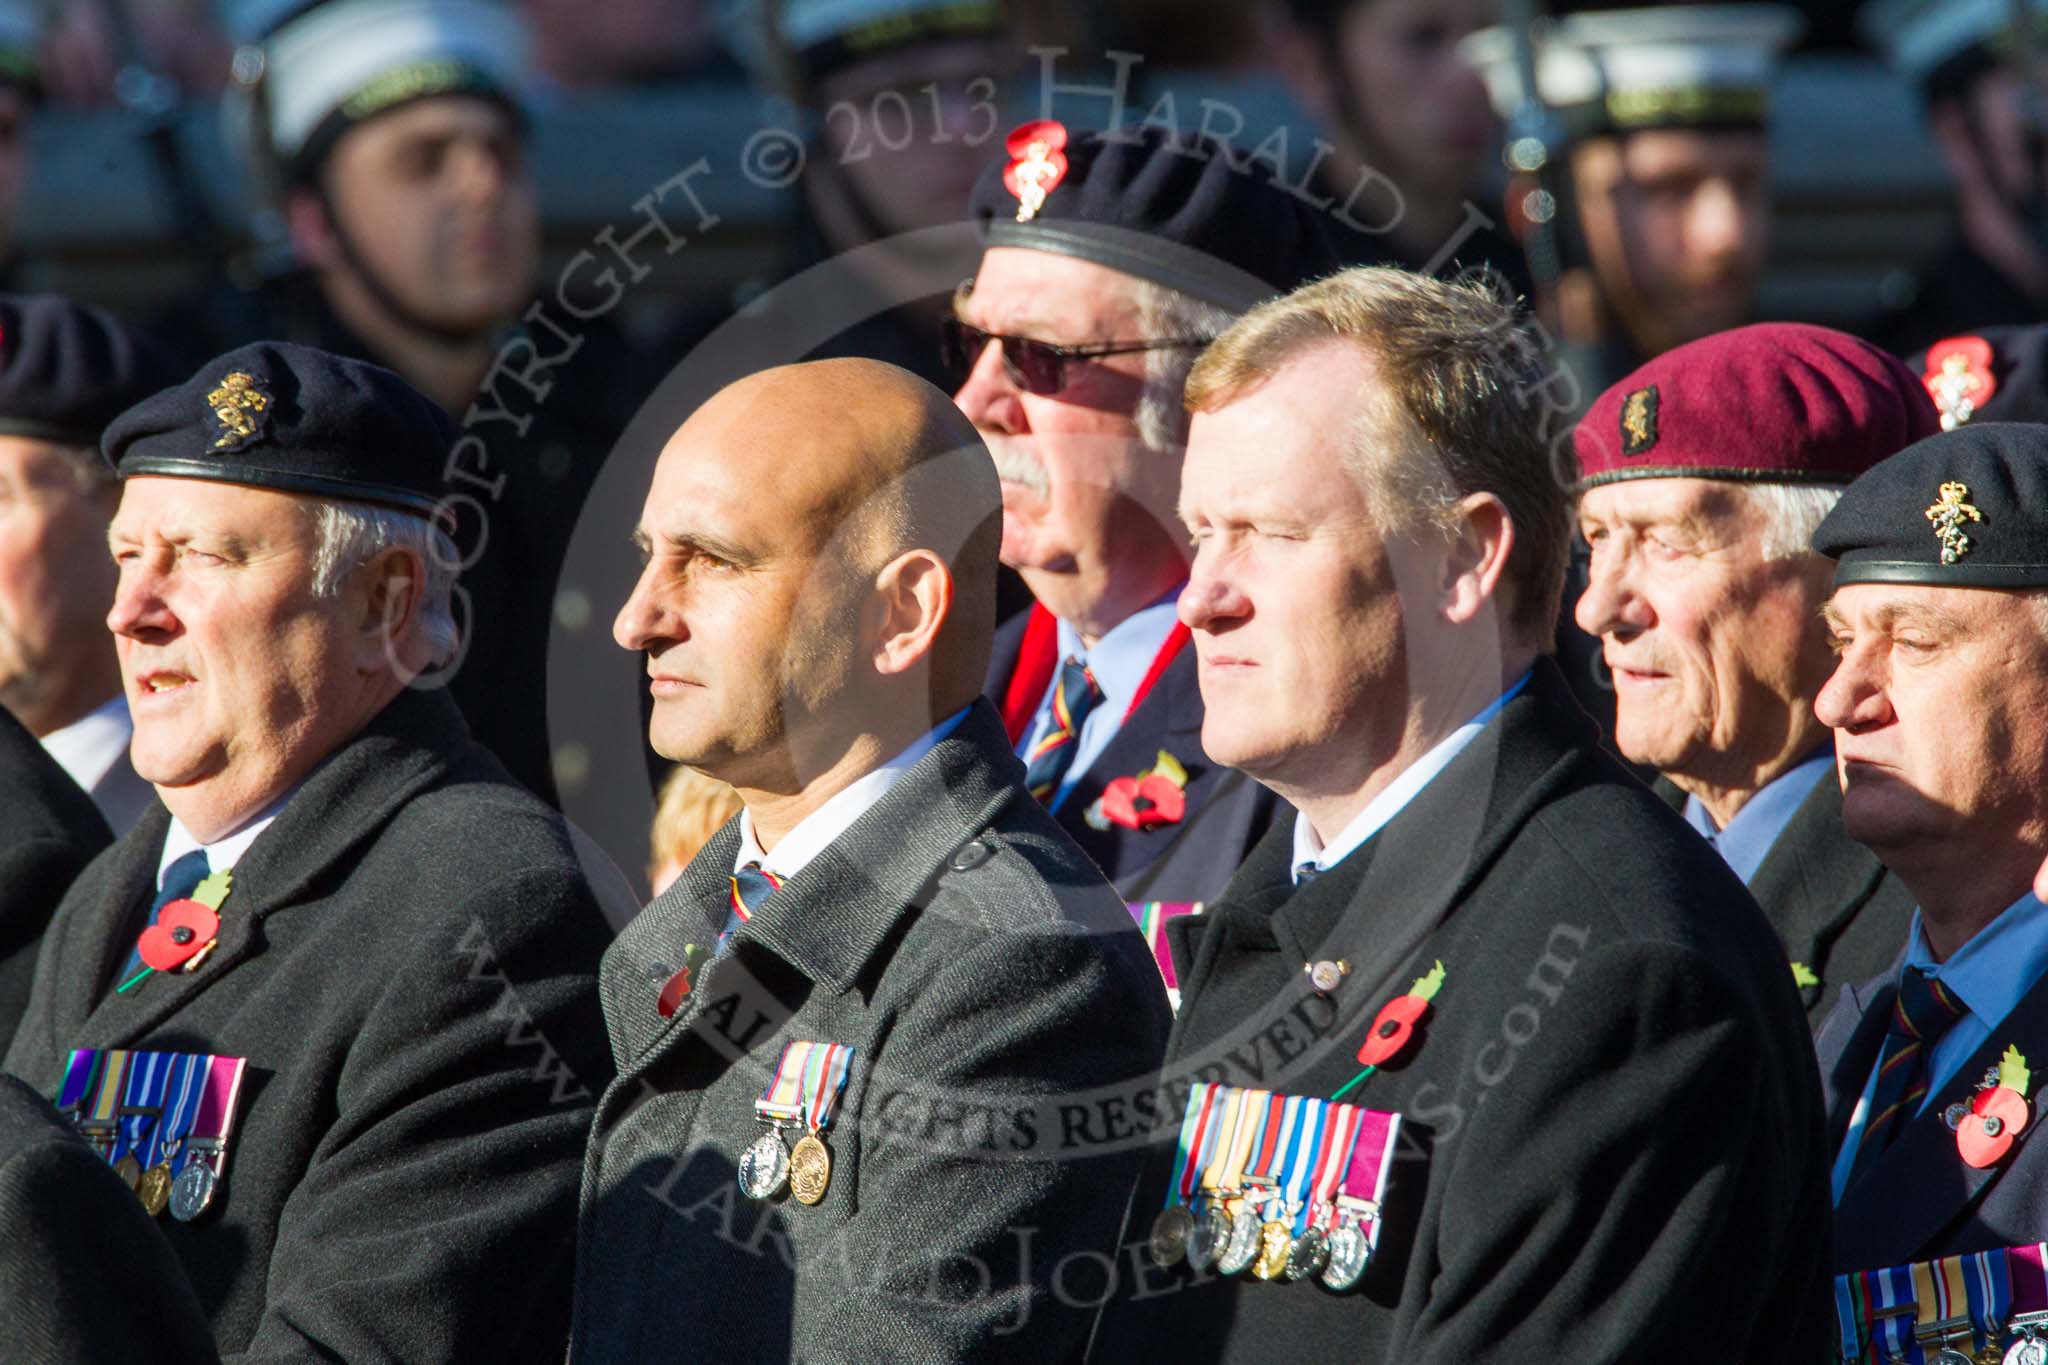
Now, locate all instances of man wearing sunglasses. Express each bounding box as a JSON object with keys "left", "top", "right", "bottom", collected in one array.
[{"left": 952, "top": 122, "right": 1341, "bottom": 920}]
